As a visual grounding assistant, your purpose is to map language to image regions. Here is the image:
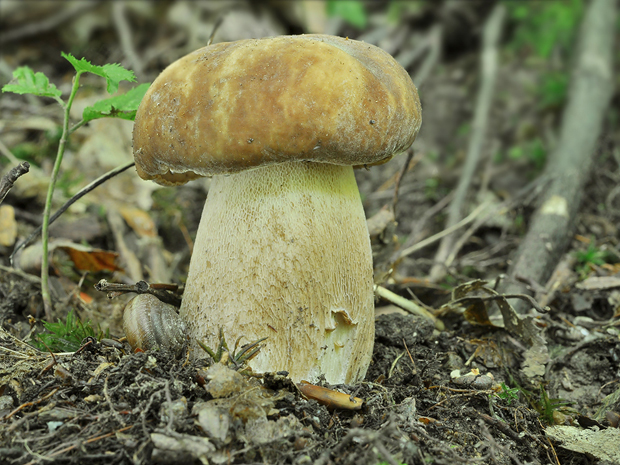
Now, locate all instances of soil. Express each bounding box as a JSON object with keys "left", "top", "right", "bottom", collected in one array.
[
  {"left": 2, "top": 2, "right": 620, "bottom": 465},
  {"left": 2, "top": 295, "right": 618, "bottom": 465}
]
